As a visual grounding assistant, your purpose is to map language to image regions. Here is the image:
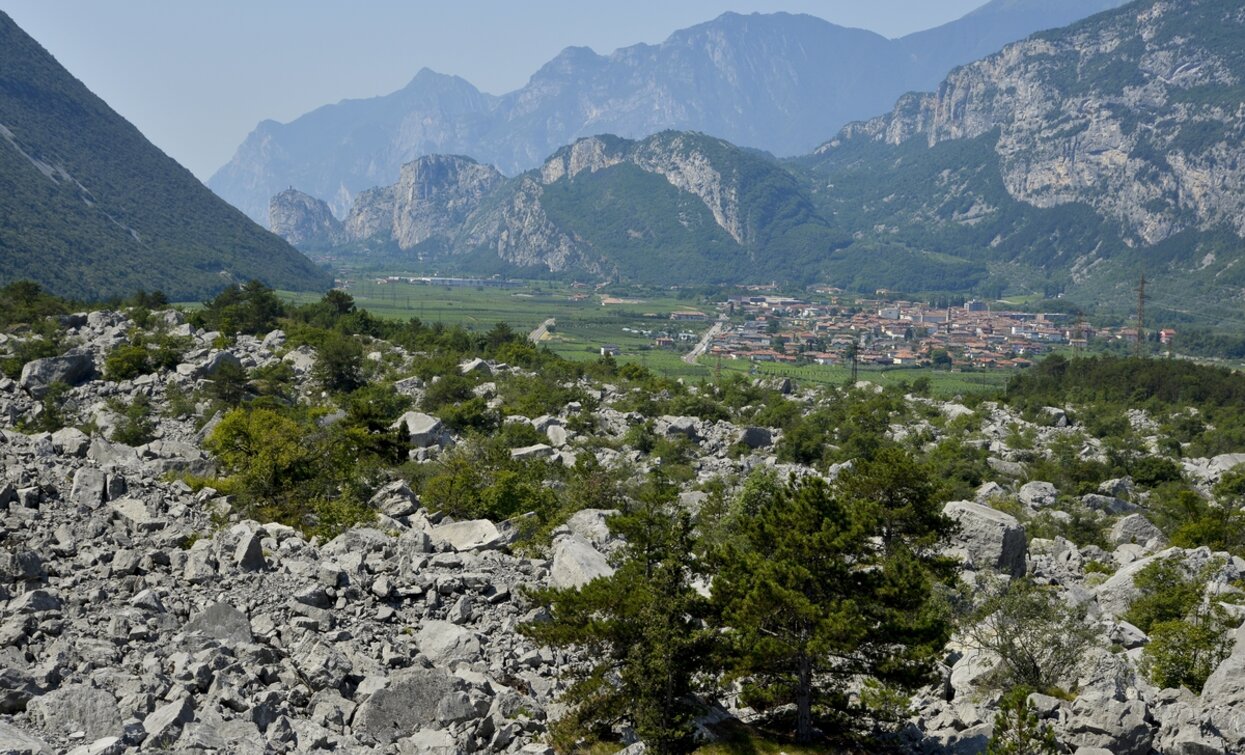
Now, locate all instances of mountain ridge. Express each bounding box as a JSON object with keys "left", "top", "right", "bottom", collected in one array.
[{"left": 211, "top": 0, "right": 1128, "bottom": 225}]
